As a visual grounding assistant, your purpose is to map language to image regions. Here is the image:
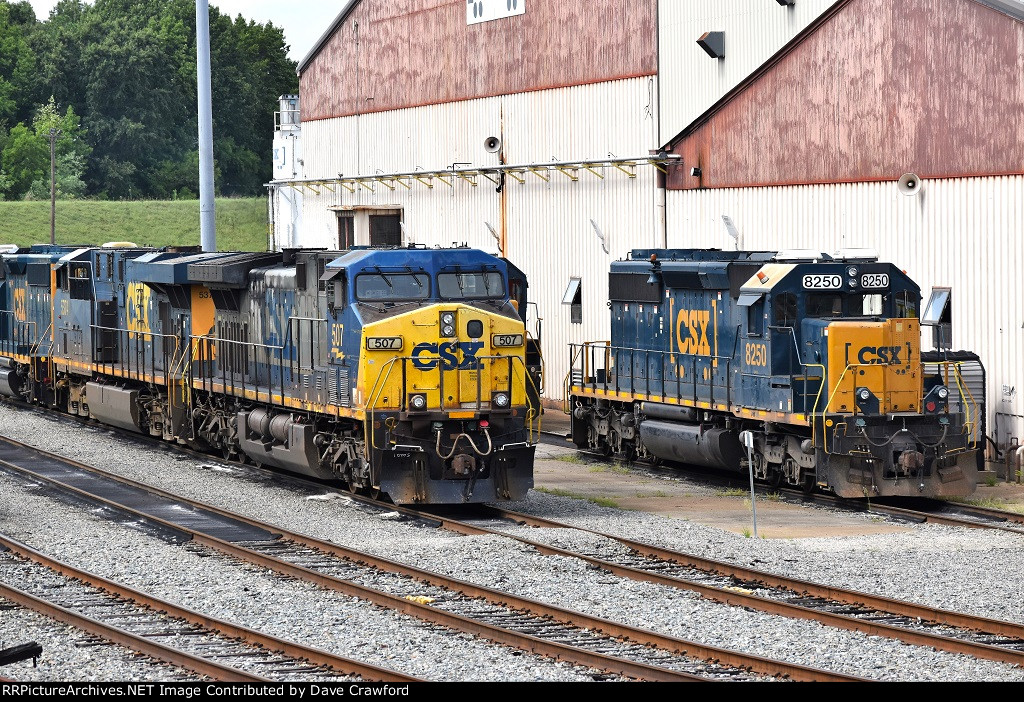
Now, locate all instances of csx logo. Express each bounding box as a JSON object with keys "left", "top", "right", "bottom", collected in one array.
[
  {"left": 676, "top": 309, "right": 711, "bottom": 356},
  {"left": 411, "top": 341, "right": 483, "bottom": 370},
  {"left": 857, "top": 346, "right": 903, "bottom": 365}
]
